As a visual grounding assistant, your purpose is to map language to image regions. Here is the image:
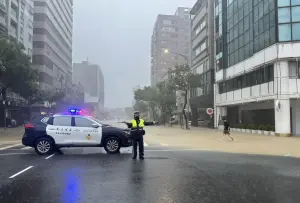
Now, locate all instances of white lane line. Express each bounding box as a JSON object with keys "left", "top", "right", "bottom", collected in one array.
[
  {"left": 9, "top": 166, "right": 33, "bottom": 179},
  {"left": 161, "top": 143, "right": 168, "bottom": 146},
  {"left": 45, "top": 154, "right": 55, "bottom": 160},
  {"left": 0, "top": 144, "right": 22, "bottom": 150},
  {"left": 144, "top": 142, "right": 149, "bottom": 146},
  {"left": 21, "top": 146, "right": 32, "bottom": 150},
  {"left": 0, "top": 153, "right": 31, "bottom": 156},
  {"left": 145, "top": 149, "right": 212, "bottom": 152}
]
